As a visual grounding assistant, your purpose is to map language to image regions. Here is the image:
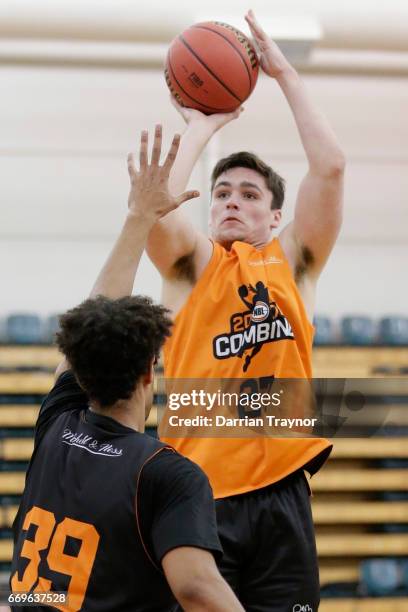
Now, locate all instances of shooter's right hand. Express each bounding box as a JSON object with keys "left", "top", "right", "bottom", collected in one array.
[{"left": 170, "top": 95, "right": 244, "bottom": 134}]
